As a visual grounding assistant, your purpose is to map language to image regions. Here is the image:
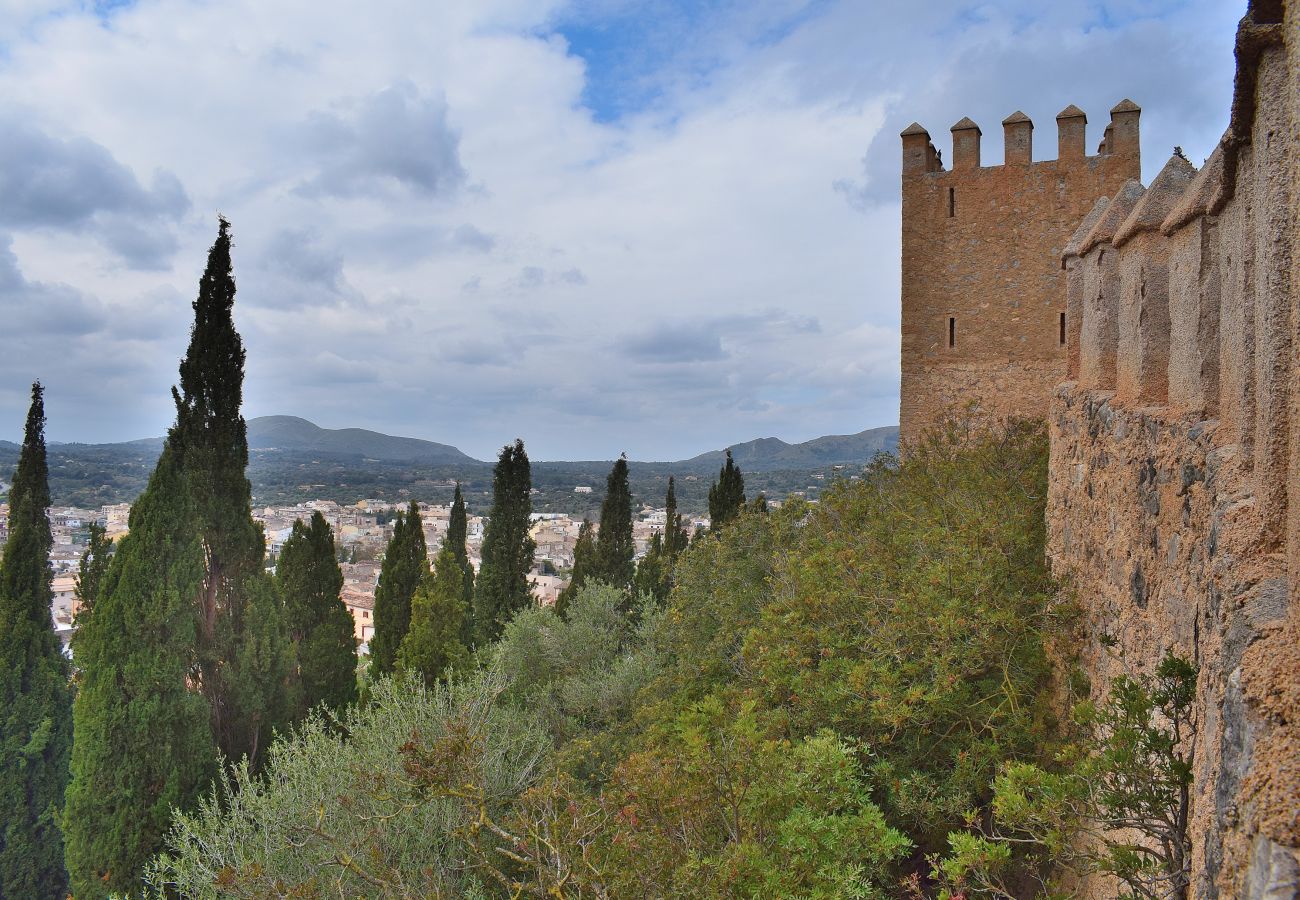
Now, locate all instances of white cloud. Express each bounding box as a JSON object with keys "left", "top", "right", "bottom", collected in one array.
[{"left": 0, "top": 0, "right": 1238, "bottom": 459}]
